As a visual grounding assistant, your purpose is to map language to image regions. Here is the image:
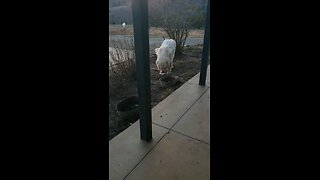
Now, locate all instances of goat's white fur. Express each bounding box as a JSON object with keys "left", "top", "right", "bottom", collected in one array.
[{"left": 155, "top": 39, "right": 176, "bottom": 75}]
